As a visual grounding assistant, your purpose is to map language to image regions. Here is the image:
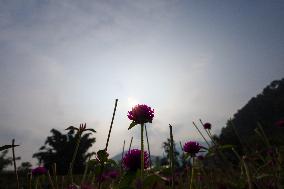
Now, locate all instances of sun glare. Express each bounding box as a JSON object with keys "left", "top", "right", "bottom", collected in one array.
[{"left": 127, "top": 97, "right": 139, "bottom": 108}]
